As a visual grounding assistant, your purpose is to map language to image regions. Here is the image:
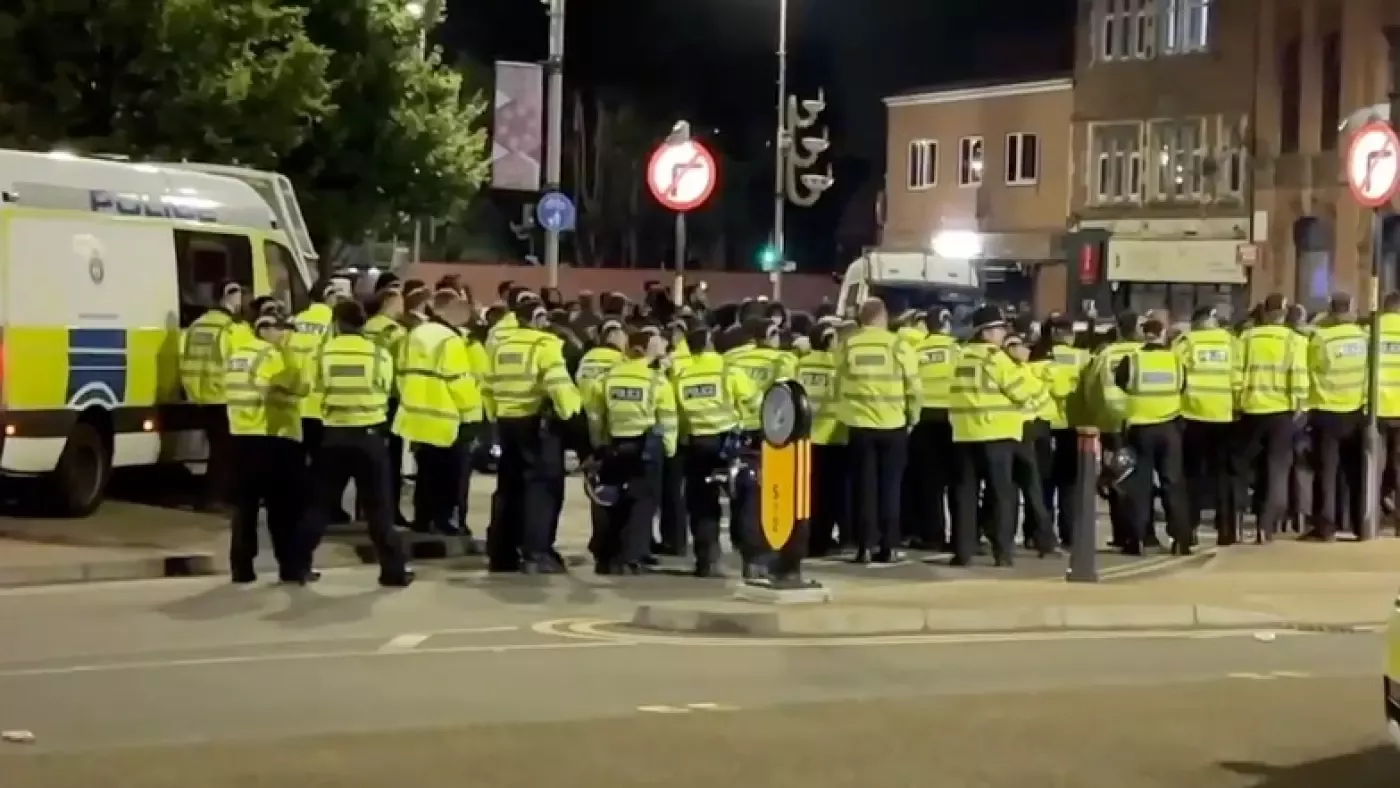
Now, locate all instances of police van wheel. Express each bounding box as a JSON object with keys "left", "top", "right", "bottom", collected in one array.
[{"left": 48, "top": 423, "right": 110, "bottom": 517}]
